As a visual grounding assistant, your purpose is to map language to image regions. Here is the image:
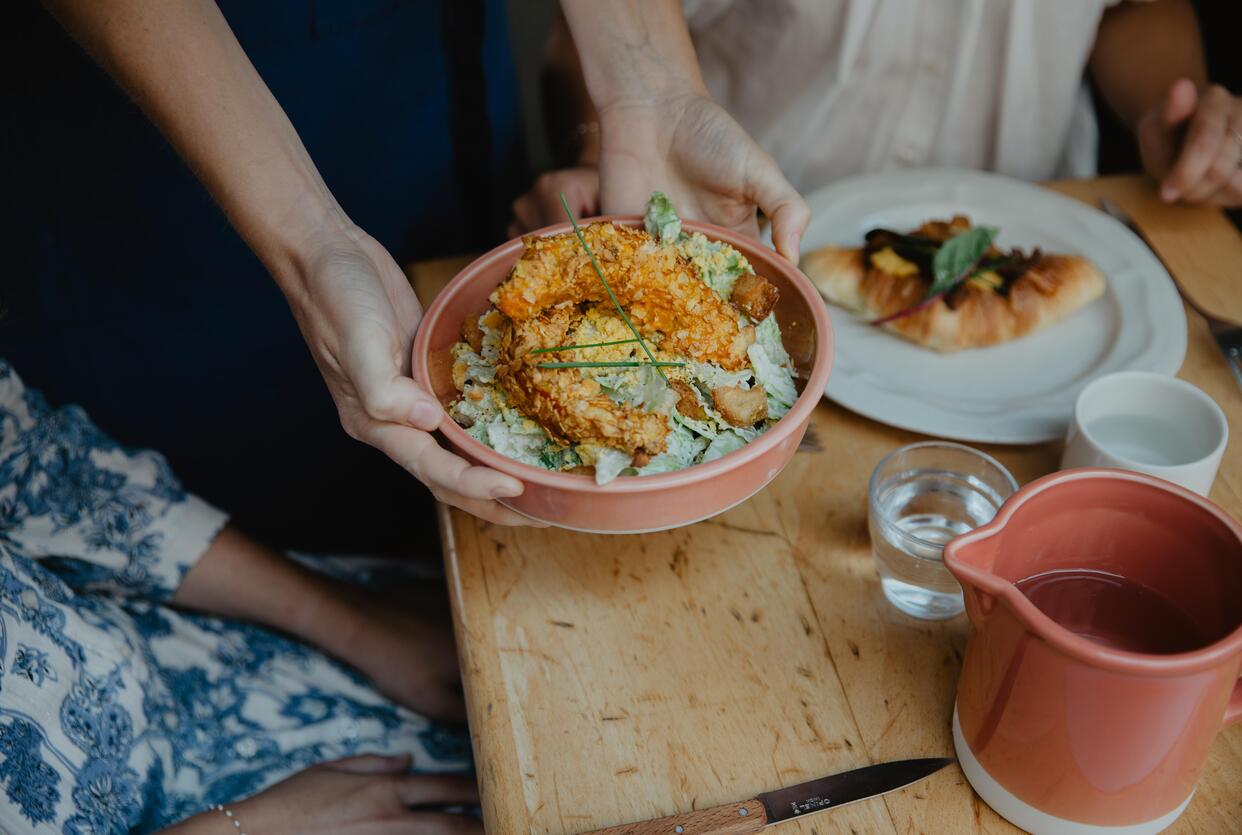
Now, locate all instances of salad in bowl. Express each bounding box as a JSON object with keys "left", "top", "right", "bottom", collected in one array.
[
  {"left": 411, "top": 193, "right": 833, "bottom": 532},
  {"left": 446, "top": 194, "right": 799, "bottom": 485}
]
